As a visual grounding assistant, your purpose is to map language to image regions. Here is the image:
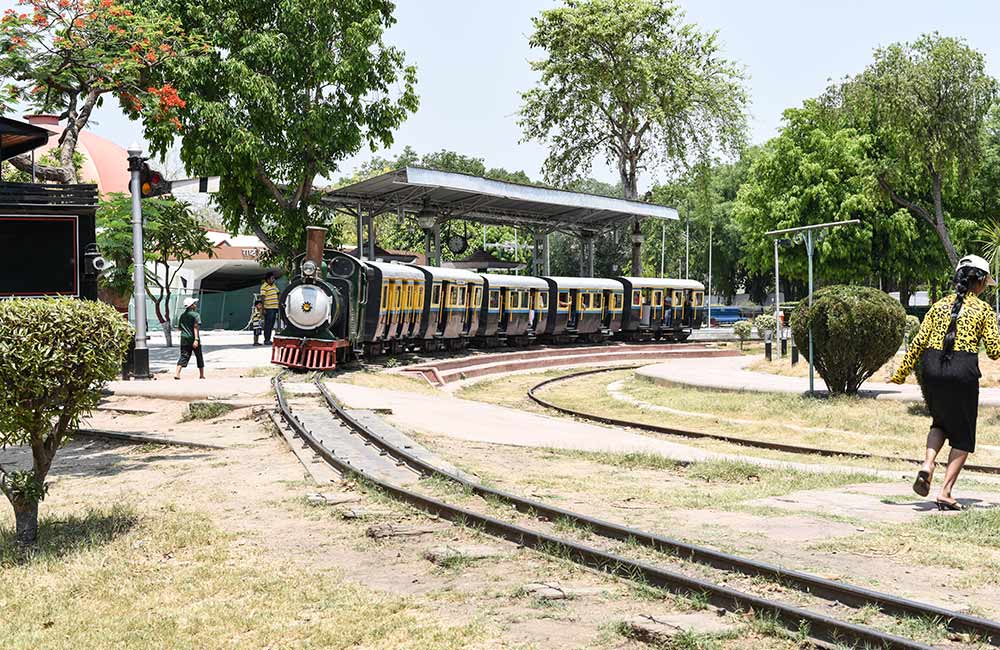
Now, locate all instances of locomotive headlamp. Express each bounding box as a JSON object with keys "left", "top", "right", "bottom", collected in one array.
[{"left": 301, "top": 260, "right": 318, "bottom": 277}]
